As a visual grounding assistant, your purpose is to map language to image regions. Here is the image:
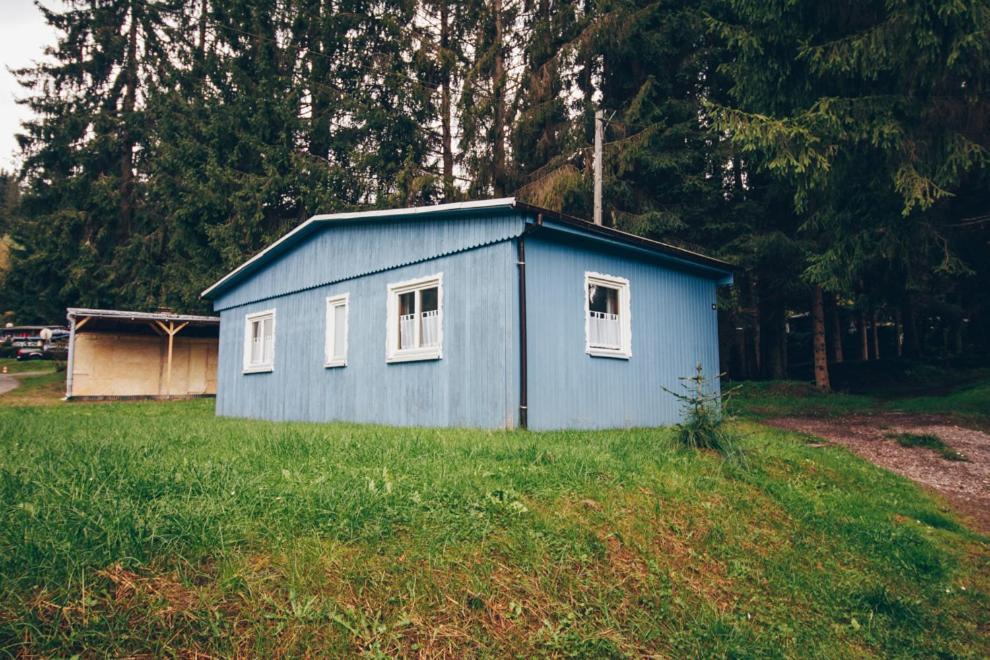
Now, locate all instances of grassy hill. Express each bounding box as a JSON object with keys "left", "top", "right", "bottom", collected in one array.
[{"left": 0, "top": 399, "right": 987, "bottom": 656}]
